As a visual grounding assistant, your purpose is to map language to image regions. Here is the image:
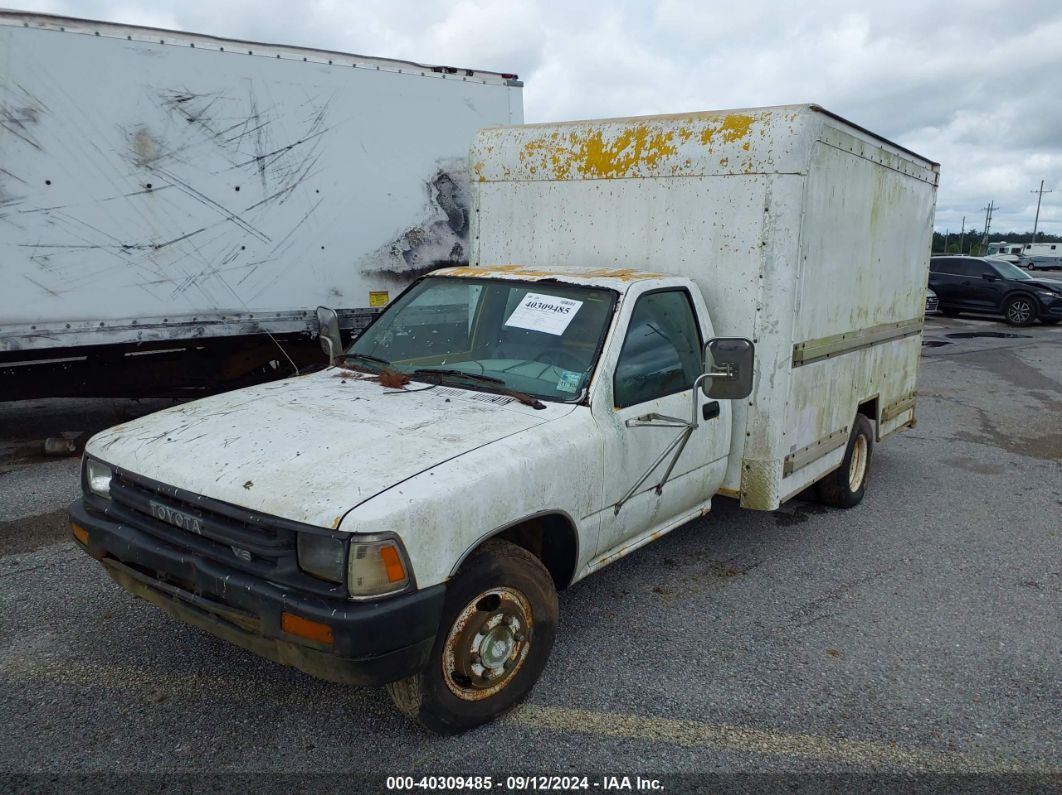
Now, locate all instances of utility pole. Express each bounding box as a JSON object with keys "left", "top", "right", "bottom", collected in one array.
[
  {"left": 959, "top": 215, "right": 966, "bottom": 254},
  {"left": 1031, "top": 180, "right": 1052, "bottom": 241},
  {"left": 943, "top": 230, "right": 949, "bottom": 253},
  {"left": 982, "top": 201, "right": 994, "bottom": 248}
]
